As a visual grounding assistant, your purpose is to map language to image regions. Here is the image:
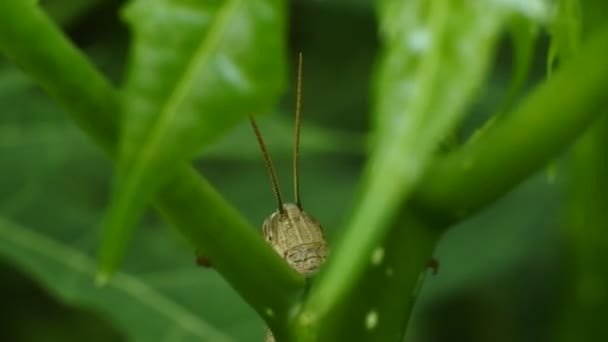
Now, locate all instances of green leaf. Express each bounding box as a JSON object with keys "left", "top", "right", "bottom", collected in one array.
[
  {"left": 0, "top": 0, "right": 303, "bottom": 321},
  {"left": 299, "top": 1, "right": 538, "bottom": 337},
  {"left": 547, "top": 0, "right": 582, "bottom": 76},
  {"left": 501, "top": 15, "right": 539, "bottom": 112},
  {"left": 99, "top": 0, "right": 286, "bottom": 277},
  {"left": 0, "top": 71, "right": 272, "bottom": 341},
  {"left": 0, "top": 217, "right": 234, "bottom": 342}
]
